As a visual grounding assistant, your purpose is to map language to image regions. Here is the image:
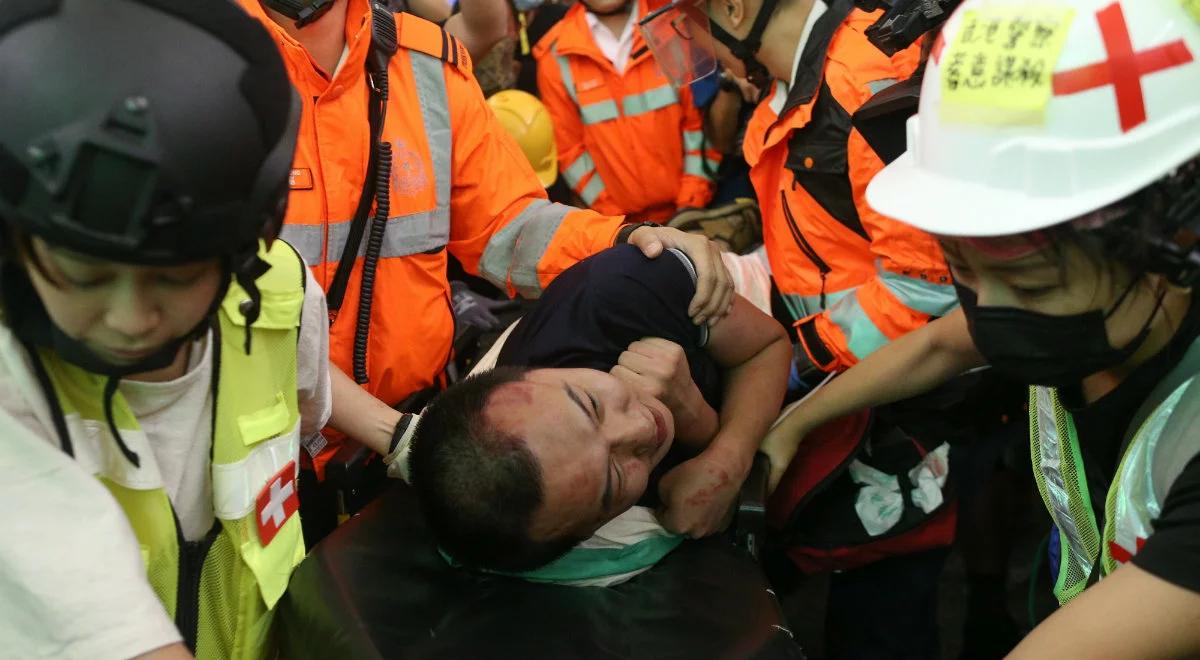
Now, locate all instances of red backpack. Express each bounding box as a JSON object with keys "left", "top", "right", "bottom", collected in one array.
[{"left": 766, "top": 409, "right": 957, "bottom": 573}]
